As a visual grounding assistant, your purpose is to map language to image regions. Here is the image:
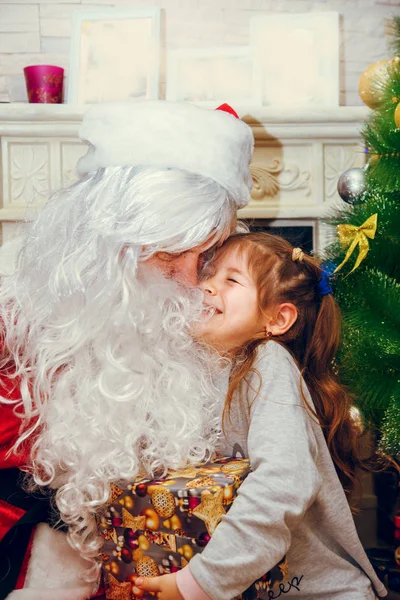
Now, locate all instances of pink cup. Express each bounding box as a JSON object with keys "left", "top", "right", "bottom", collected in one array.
[{"left": 24, "top": 65, "right": 64, "bottom": 104}]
